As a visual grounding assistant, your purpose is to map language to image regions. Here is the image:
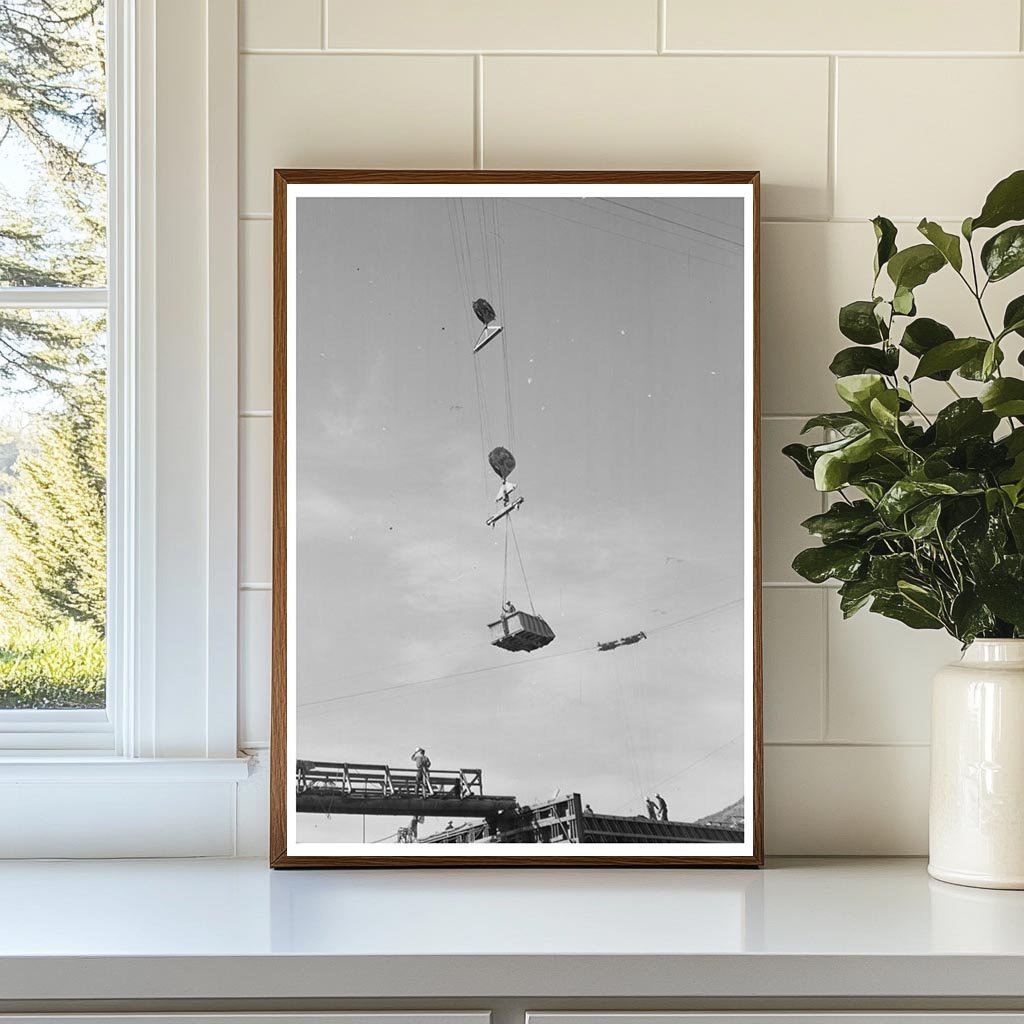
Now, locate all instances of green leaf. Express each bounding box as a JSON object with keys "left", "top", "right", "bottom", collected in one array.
[
  {"left": 892, "top": 286, "right": 916, "bottom": 316},
  {"left": 782, "top": 442, "right": 814, "bottom": 479},
  {"left": 962, "top": 216, "right": 974, "bottom": 241},
  {"left": 886, "top": 243, "right": 946, "bottom": 291},
  {"left": 985, "top": 487, "right": 1008, "bottom": 514},
  {"left": 868, "top": 389, "right": 902, "bottom": 430},
  {"left": 839, "top": 299, "right": 886, "bottom": 345},
  {"left": 809, "top": 433, "right": 867, "bottom": 457},
  {"left": 982, "top": 341, "right": 1000, "bottom": 381},
  {"left": 900, "top": 318, "right": 955, "bottom": 373},
  {"left": 814, "top": 451, "right": 851, "bottom": 491},
  {"left": 792, "top": 542, "right": 866, "bottom": 584},
  {"left": 871, "top": 593, "right": 943, "bottom": 630},
  {"left": 877, "top": 479, "right": 958, "bottom": 524},
  {"left": 933, "top": 470, "right": 987, "bottom": 494},
  {"left": 1006, "top": 428, "right": 1024, "bottom": 456},
  {"left": 980, "top": 378, "right": 1024, "bottom": 418},
  {"left": 872, "top": 216, "right": 898, "bottom": 277},
  {"left": 1009, "top": 508, "right": 1024, "bottom": 546},
  {"left": 838, "top": 578, "right": 881, "bottom": 618},
  {"left": 960, "top": 344, "right": 1004, "bottom": 381},
  {"left": 800, "top": 413, "right": 866, "bottom": 435},
  {"left": 829, "top": 345, "right": 899, "bottom": 378},
  {"left": 845, "top": 431, "right": 888, "bottom": 465},
  {"left": 855, "top": 482, "right": 885, "bottom": 504},
  {"left": 836, "top": 373, "right": 887, "bottom": 413},
  {"left": 800, "top": 501, "right": 879, "bottom": 543},
  {"left": 950, "top": 593, "right": 995, "bottom": 644},
  {"left": 976, "top": 575, "right": 1024, "bottom": 629},
  {"left": 917, "top": 219, "right": 963, "bottom": 272},
  {"left": 1003, "top": 295, "right": 1024, "bottom": 339},
  {"left": 869, "top": 552, "right": 914, "bottom": 587},
  {"left": 971, "top": 169, "right": 1024, "bottom": 232},
  {"left": 933, "top": 398, "right": 999, "bottom": 444},
  {"left": 908, "top": 500, "right": 943, "bottom": 540},
  {"left": 911, "top": 338, "right": 988, "bottom": 381},
  {"left": 981, "top": 225, "right": 1024, "bottom": 282}
]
